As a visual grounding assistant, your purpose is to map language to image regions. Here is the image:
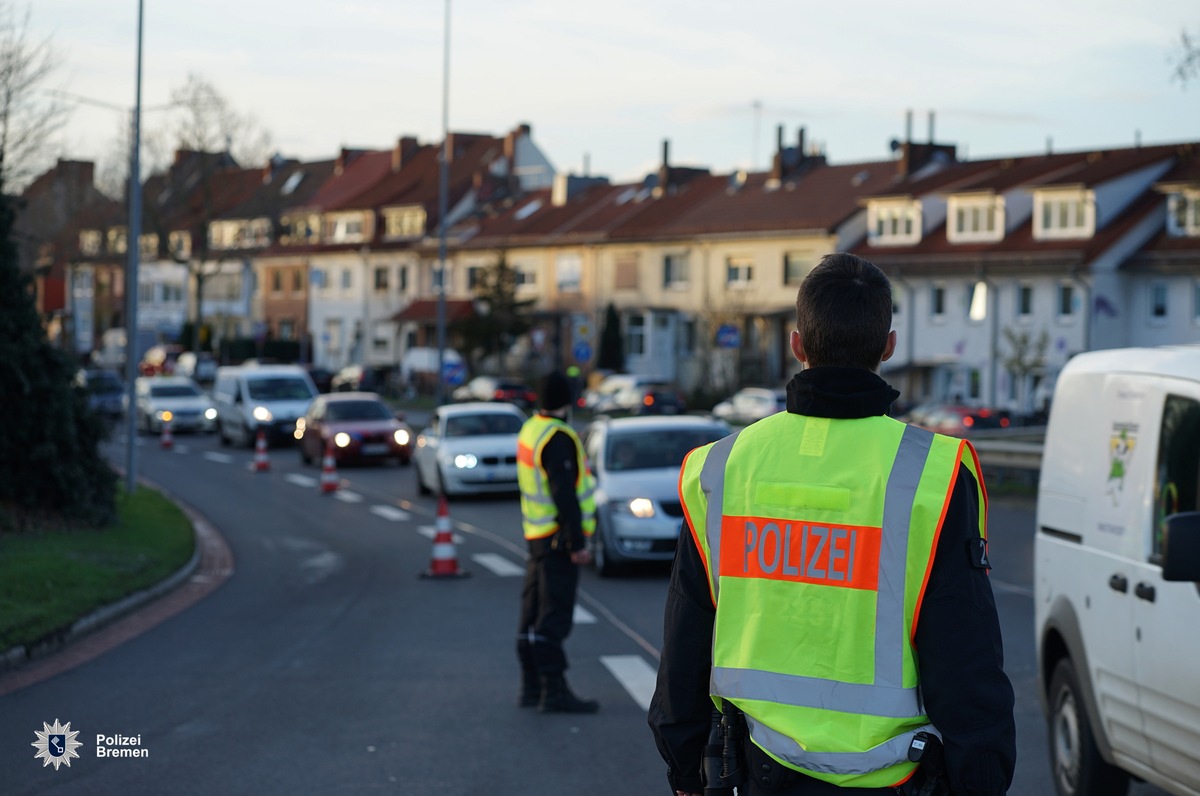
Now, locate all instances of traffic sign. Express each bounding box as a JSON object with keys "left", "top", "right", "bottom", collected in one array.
[
  {"left": 715, "top": 324, "right": 741, "bottom": 349},
  {"left": 442, "top": 360, "right": 466, "bottom": 386},
  {"left": 572, "top": 341, "right": 593, "bottom": 363}
]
